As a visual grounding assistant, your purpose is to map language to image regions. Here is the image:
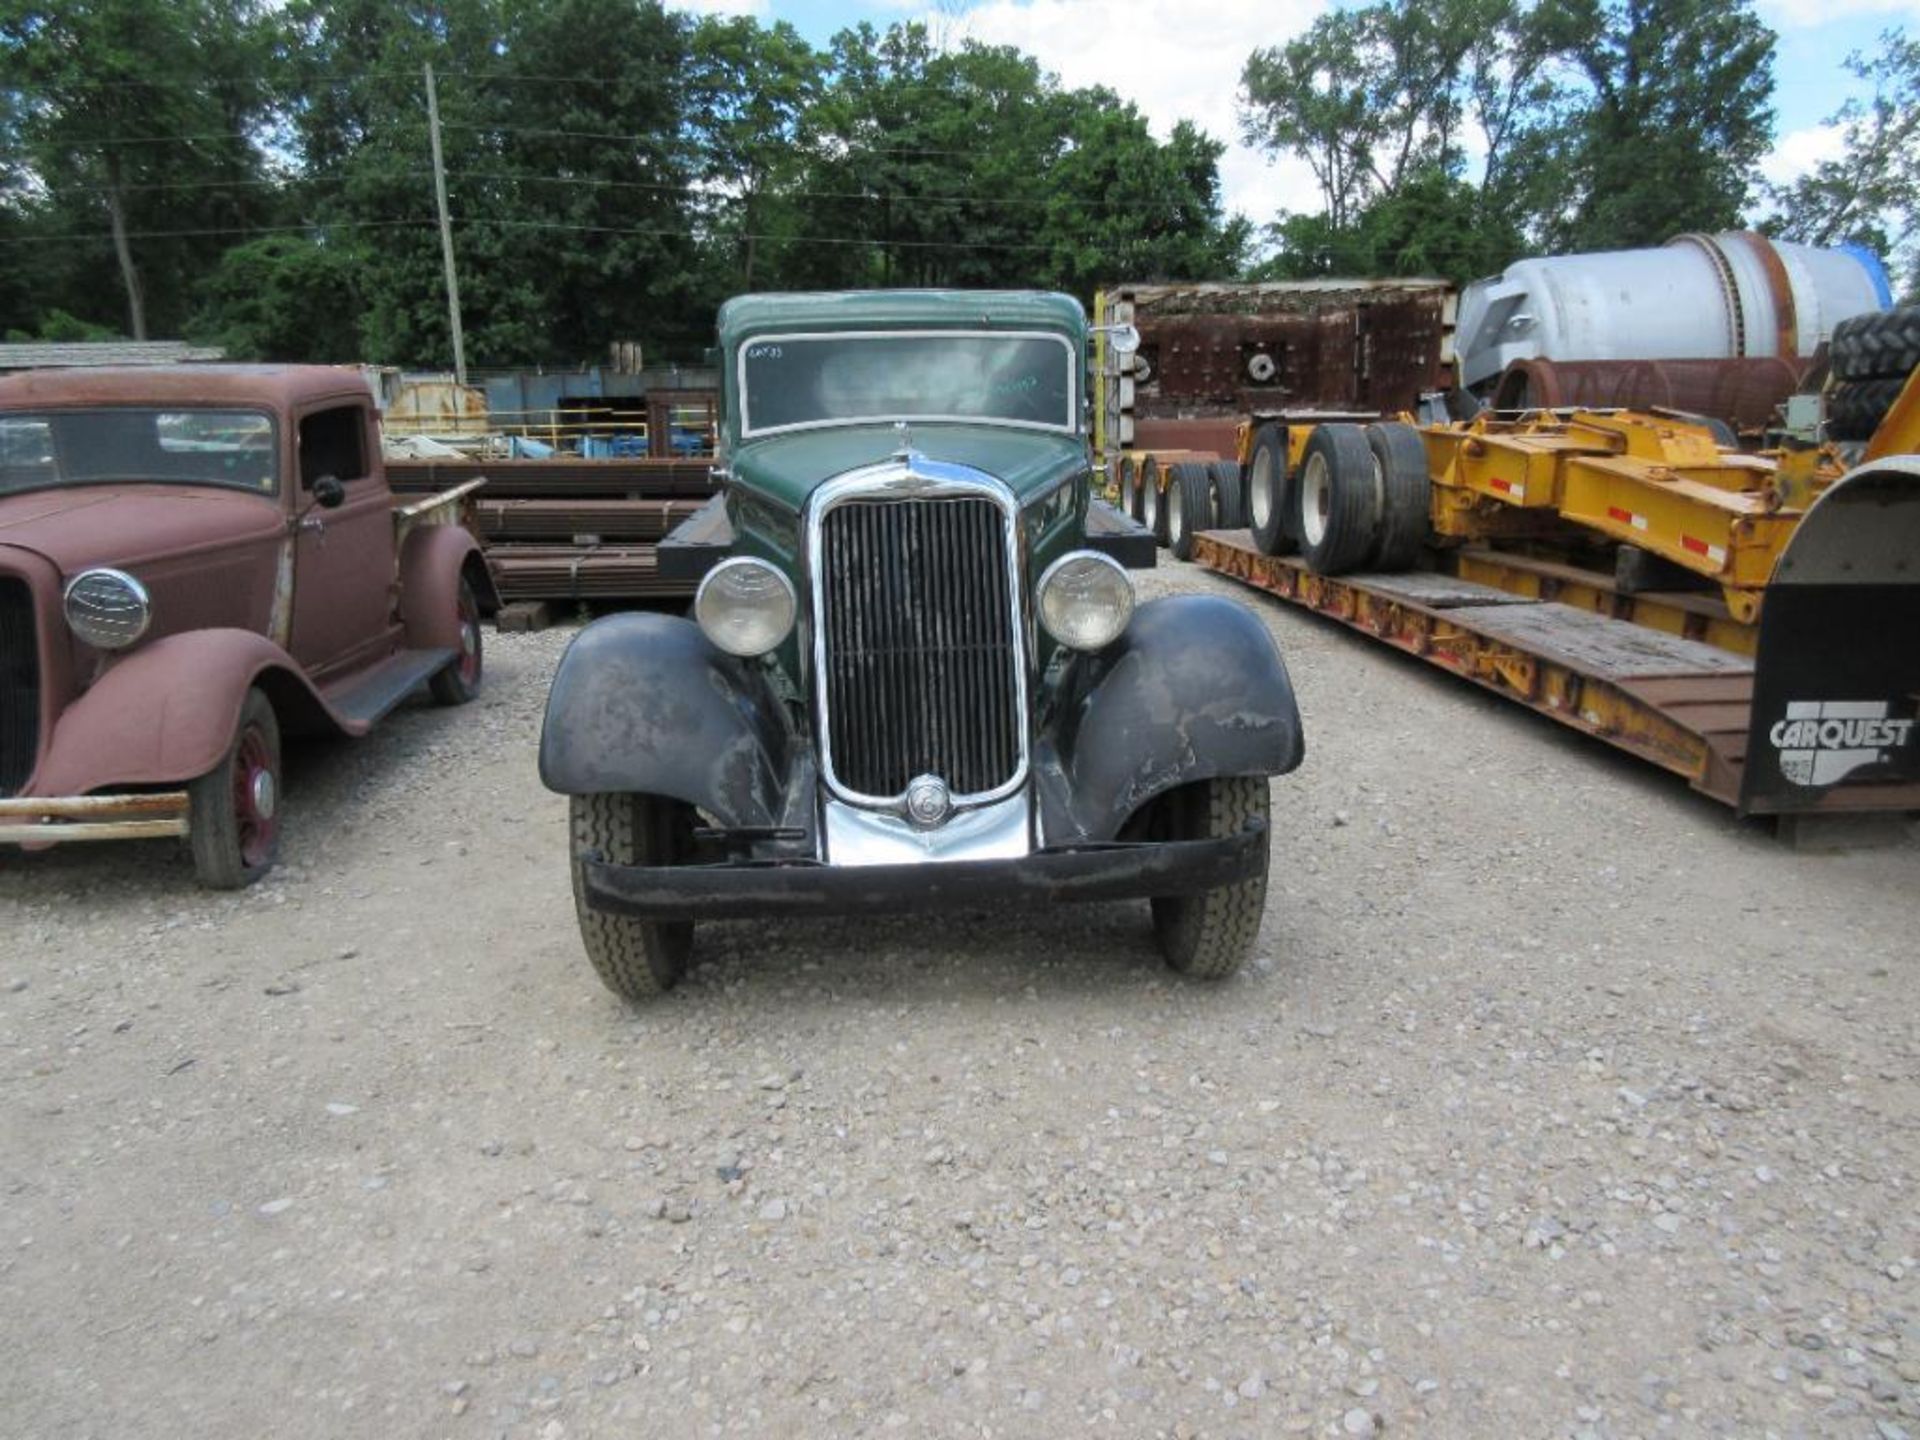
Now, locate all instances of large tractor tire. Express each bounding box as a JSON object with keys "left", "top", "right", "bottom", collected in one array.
[
  {"left": 1166, "top": 461, "right": 1214, "bottom": 561},
  {"left": 1831, "top": 306, "right": 1920, "bottom": 382},
  {"left": 1119, "top": 455, "right": 1142, "bottom": 522},
  {"left": 1246, "top": 424, "right": 1294, "bottom": 556},
  {"left": 1294, "top": 423, "right": 1380, "bottom": 575},
  {"left": 1364, "top": 422, "right": 1431, "bottom": 572},
  {"left": 1829, "top": 378, "right": 1907, "bottom": 441}
]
